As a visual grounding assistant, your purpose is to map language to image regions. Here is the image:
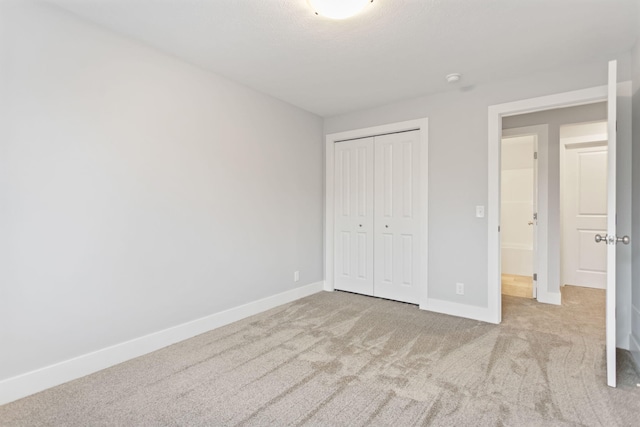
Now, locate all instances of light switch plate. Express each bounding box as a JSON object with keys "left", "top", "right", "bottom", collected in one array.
[{"left": 476, "top": 205, "right": 485, "bottom": 218}]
